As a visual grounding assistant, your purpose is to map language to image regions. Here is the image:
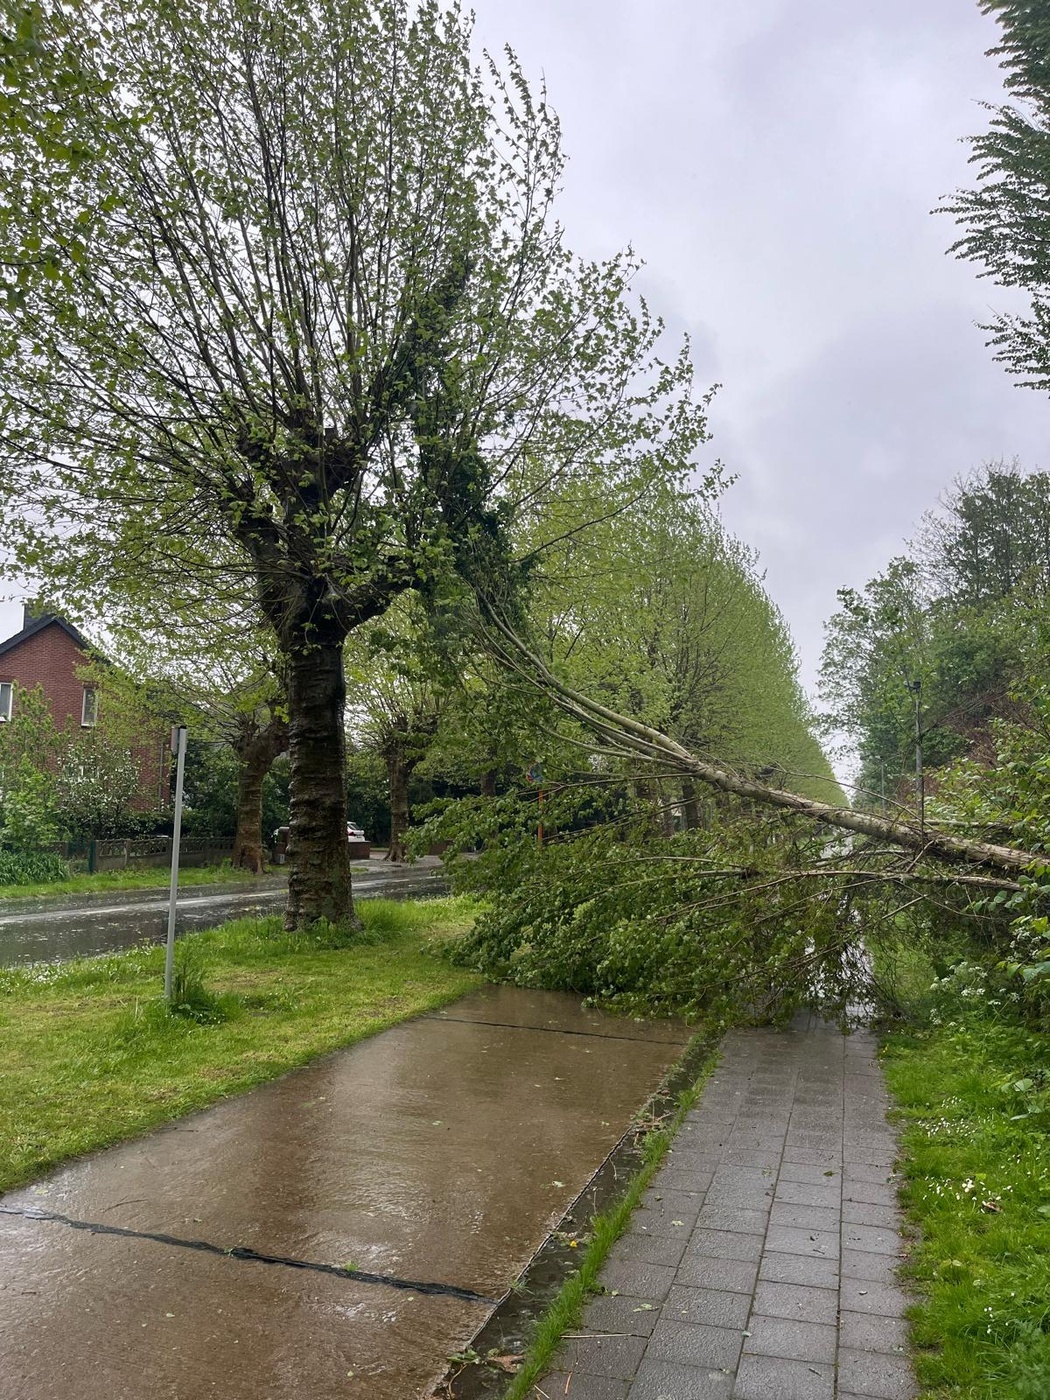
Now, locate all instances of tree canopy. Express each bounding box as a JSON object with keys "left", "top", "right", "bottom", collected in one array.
[{"left": 0, "top": 0, "right": 711, "bottom": 925}]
